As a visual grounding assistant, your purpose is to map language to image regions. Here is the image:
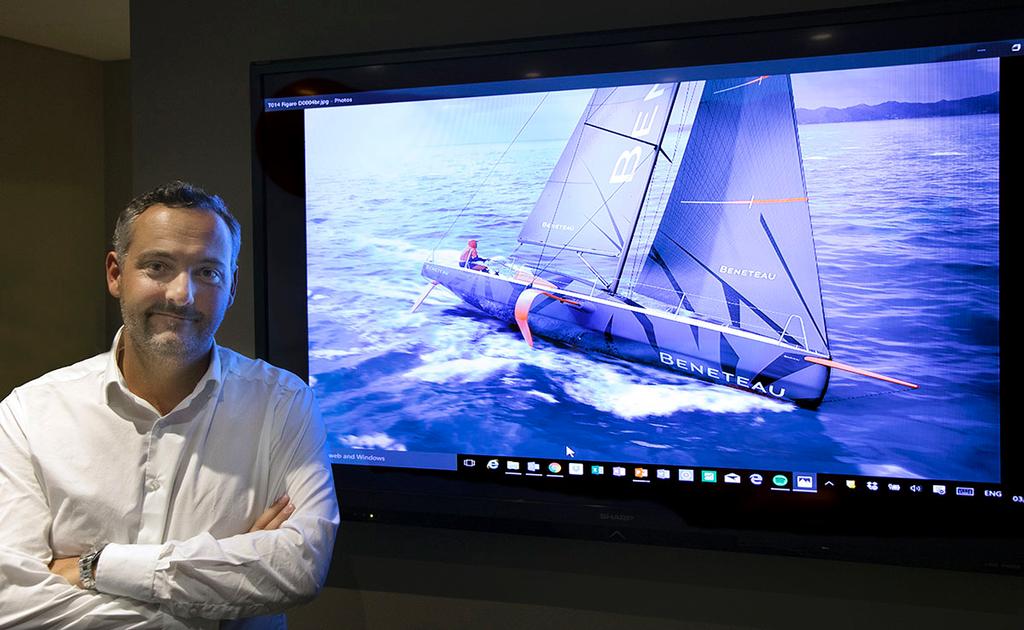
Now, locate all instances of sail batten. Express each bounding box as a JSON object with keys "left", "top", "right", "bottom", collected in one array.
[
  {"left": 635, "top": 75, "right": 829, "bottom": 355},
  {"left": 583, "top": 122, "right": 661, "bottom": 148}
]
